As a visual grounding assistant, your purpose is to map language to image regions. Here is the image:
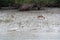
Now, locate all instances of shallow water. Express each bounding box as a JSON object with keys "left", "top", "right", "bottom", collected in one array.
[{"left": 0, "top": 8, "right": 60, "bottom": 40}]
